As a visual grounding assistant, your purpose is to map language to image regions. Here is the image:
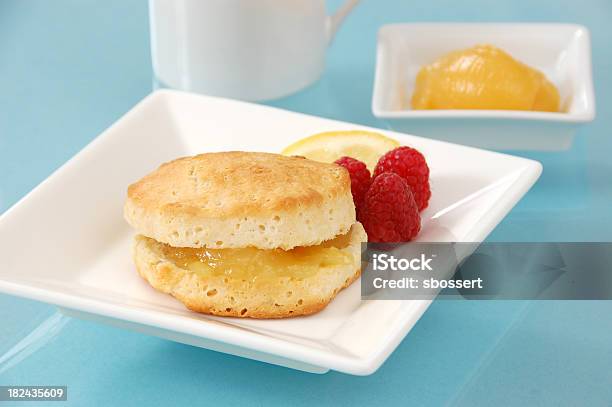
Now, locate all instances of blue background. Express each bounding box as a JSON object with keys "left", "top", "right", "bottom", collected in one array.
[{"left": 1, "top": 0, "right": 611, "bottom": 405}]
